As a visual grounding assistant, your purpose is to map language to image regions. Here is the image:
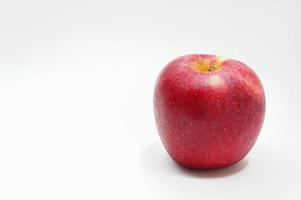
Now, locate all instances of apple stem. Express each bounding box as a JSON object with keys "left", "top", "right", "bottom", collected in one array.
[{"left": 208, "top": 65, "right": 215, "bottom": 72}]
